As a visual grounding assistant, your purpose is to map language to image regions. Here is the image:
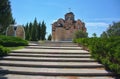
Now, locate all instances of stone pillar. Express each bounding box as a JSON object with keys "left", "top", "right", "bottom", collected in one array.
[
  {"left": 6, "top": 26, "right": 15, "bottom": 36},
  {"left": 16, "top": 26, "right": 25, "bottom": 39}
]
